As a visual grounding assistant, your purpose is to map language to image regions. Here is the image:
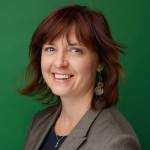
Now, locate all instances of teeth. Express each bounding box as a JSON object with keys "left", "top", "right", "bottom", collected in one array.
[{"left": 54, "top": 74, "right": 72, "bottom": 80}]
